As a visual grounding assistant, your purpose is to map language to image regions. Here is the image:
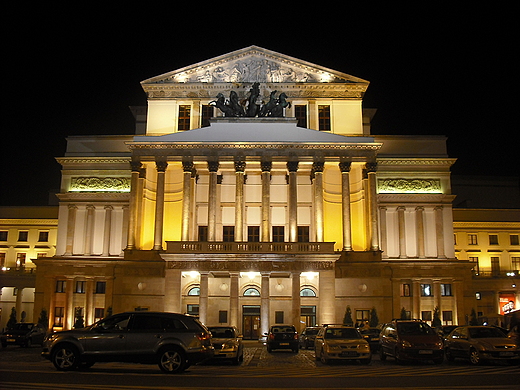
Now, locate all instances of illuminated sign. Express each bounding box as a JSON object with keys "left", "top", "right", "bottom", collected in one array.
[{"left": 499, "top": 293, "right": 516, "bottom": 315}]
